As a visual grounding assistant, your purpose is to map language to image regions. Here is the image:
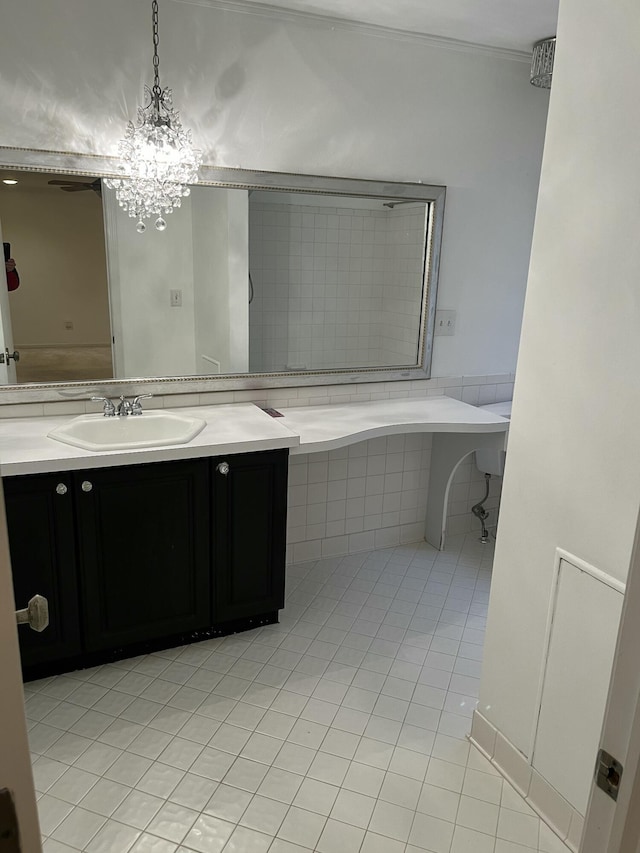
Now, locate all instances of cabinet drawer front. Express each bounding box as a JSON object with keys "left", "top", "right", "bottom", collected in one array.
[
  {"left": 4, "top": 473, "right": 81, "bottom": 666},
  {"left": 75, "top": 459, "right": 211, "bottom": 652},
  {"left": 213, "top": 450, "right": 288, "bottom": 622}
]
